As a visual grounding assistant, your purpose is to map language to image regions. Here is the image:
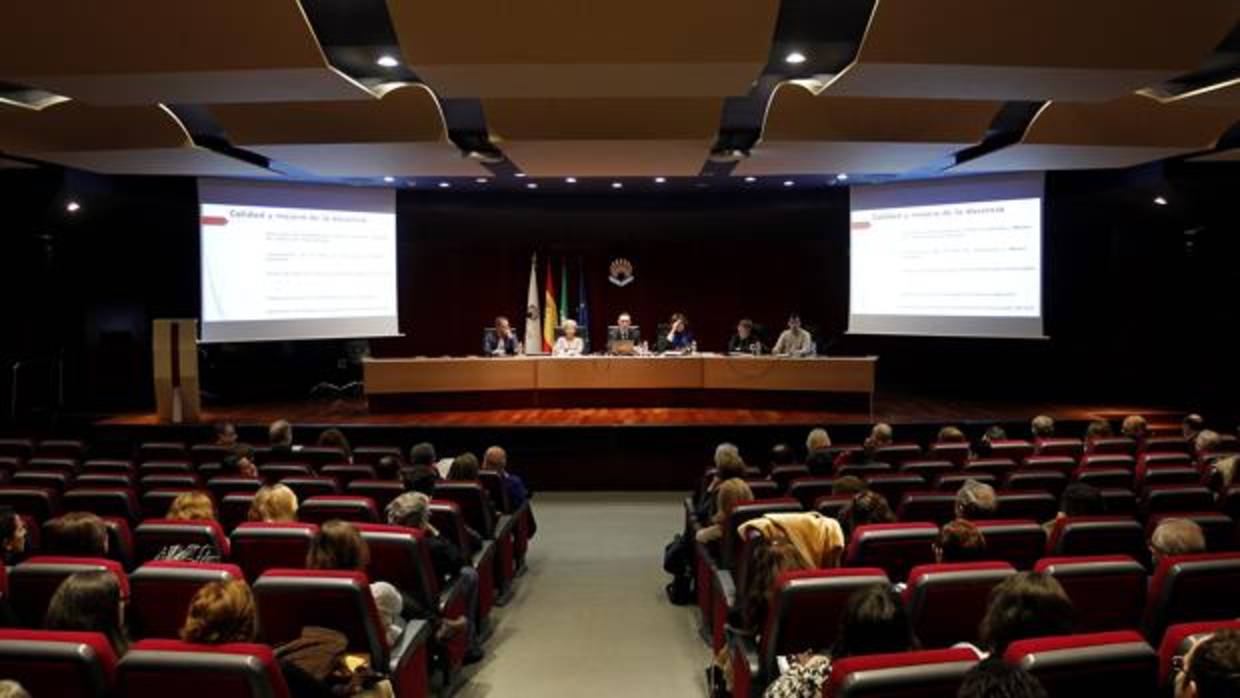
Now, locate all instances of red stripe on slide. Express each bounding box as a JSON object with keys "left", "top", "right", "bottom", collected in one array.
[{"left": 201, "top": 216, "right": 228, "bottom": 226}]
